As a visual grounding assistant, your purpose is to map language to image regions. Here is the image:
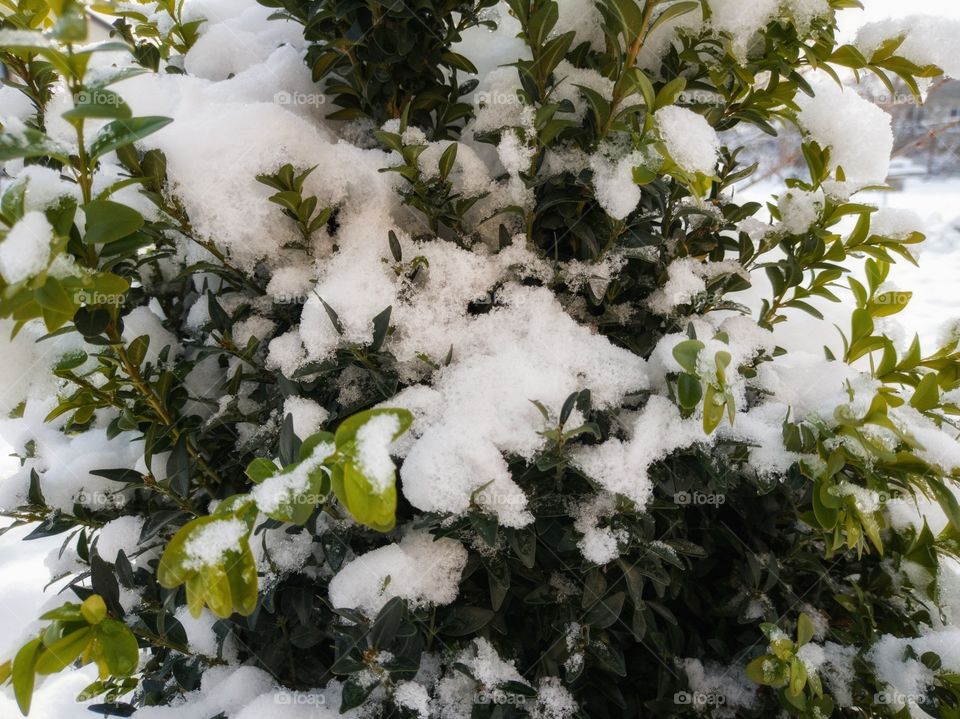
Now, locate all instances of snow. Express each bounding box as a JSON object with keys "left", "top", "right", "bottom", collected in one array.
[
  {"left": 872, "top": 207, "right": 924, "bottom": 239},
  {"left": 777, "top": 187, "right": 824, "bottom": 235},
  {"left": 795, "top": 77, "right": 894, "bottom": 195},
  {"left": 0, "top": 211, "right": 54, "bottom": 284},
  {"left": 530, "top": 677, "right": 578, "bottom": 719},
  {"left": 248, "top": 441, "right": 332, "bottom": 514},
  {"left": 390, "top": 285, "right": 647, "bottom": 527},
  {"left": 707, "top": 0, "right": 780, "bottom": 59},
  {"left": 646, "top": 257, "right": 735, "bottom": 315},
  {"left": 655, "top": 106, "right": 721, "bottom": 176},
  {"left": 868, "top": 629, "right": 960, "bottom": 714},
  {"left": 820, "top": 642, "right": 858, "bottom": 707},
  {"left": 572, "top": 396, "right": 705, "bottom": 507},
  {"left": 856, "top": 16, "right": 960, "bottom": 78},
  {"left": 266, "top": 330, "right": 308, "bottom": 378},
  {"left": 122, "top": 305, "right": 181, "bottom": 364},
  {"left": 96, "top": 516, "right": 145, "bottom": 563},
  {"left": 133, "top": 665, "right": 276, "bottom": 719},
  {"left": 182, "top": 518, "right": 248, "bottom": 570},
  {"left": 0, "top": 84, "right": 35, "bottom": 122},
  {"left": 327, "top": 530, "right": 467, "bottom": 617},
  {"left": 590, "top": 146, "right": 646, "bottom": 220},
  {"left": 574, "top": 492, "right": 627, "bottom": 565},
  {"left": 394, "top": 681, "right": 431, "bottom": 718},
  {"left": 354, "top": 413, "right": 400, "bottom": 493},
  {"left": 255, "top": 527, "right": 314, "bottom": 578},
  {"left": 554, "top": 0, "right": 605, "bottom": 51},
  {"left": 679, "top": 658, "right": 758, "bottom": 718},
  {"left": 5, "top": 165, "right": 79, "bottom": 211},
  {"left": 174, "top": 606, "right": 236, "bottom": 659},
  {"left": 283, "top": 396, "right": 329, "bottom": 438}
]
